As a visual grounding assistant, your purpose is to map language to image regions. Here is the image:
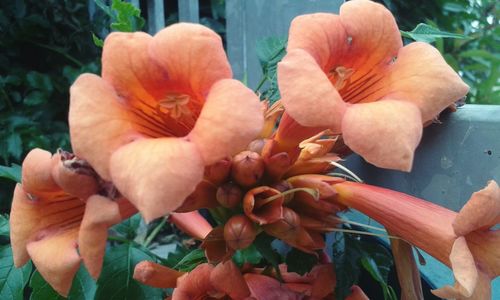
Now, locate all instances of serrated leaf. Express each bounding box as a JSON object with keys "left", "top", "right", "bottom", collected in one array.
[
  {"left": 173, "top": 248, "right": 207, "bottom": 272},
  {"left": 94, "top": 243, "right": 162, "bottom": 300},
  {"left": 0, "top": 246, "right": 32, "bottom": 300},
  {"left": 110, "top": 0, "right": 145, "bottom": 32},
  {"left": 401, "top": 23, "right": 469, "bottom": 43},
  {"left": 285, "top": 248, "right": 318, "bottom": 276},
  {"left": 163, "top": 245, "right": 190, "bottom": 268},
  {"left": 255, "top": 37, "right": 287, "bottom": 67},
  {"left": 30, "top": 265, "right": 96, "bottom": 300},
  {"left": 0, "top": 164, "right": 21, "bottom": 183}
]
